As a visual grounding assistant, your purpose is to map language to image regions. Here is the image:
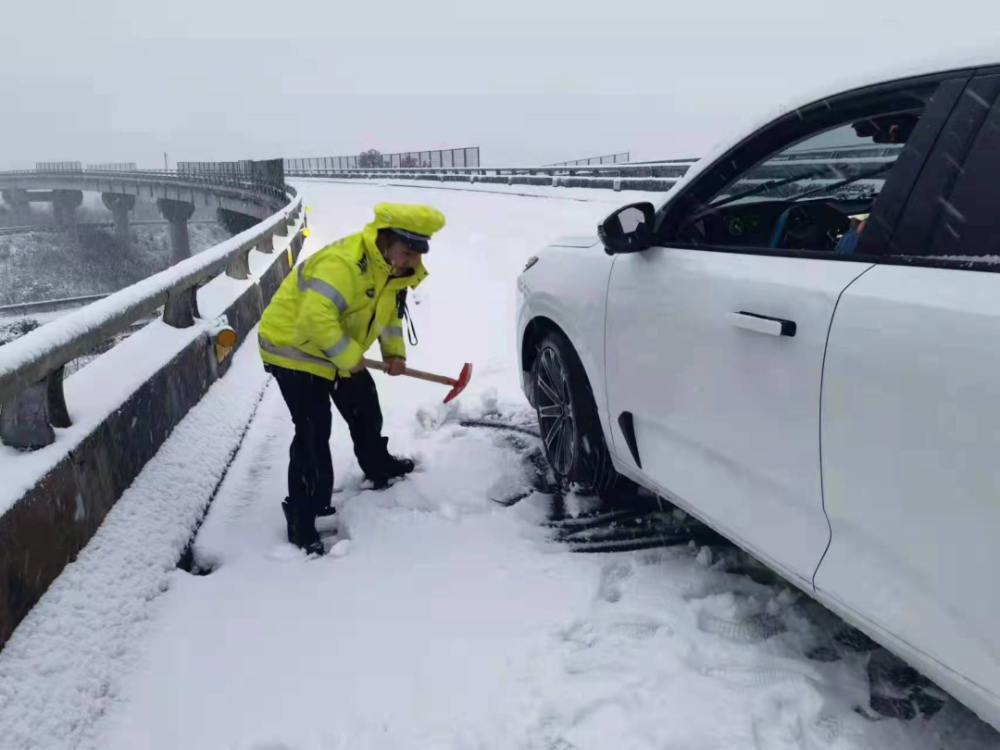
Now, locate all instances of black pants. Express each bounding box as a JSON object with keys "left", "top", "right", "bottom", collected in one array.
[{"left": 268, "top": 365, "right": 392, "bottom": 510}]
